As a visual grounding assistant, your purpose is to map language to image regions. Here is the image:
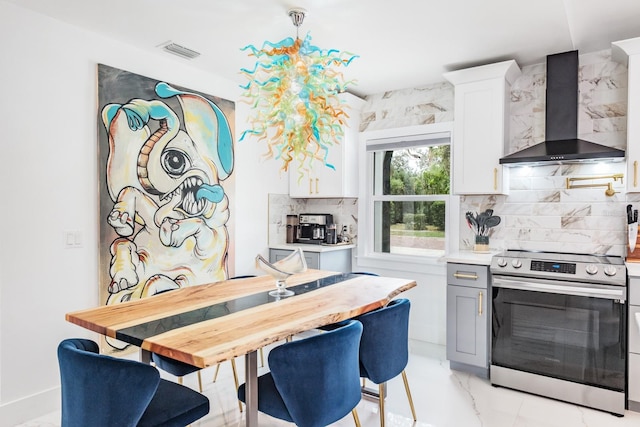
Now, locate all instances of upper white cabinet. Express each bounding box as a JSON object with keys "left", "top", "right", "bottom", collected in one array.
[
  {"left": 444, "top": 60, "right": 521, "bottom": 195},
  {"left": 612, "top": 37, "right": 640, "bottom": 192},
  {"left": 289, "top": 92, "right": 365, "bottom": 198}
]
